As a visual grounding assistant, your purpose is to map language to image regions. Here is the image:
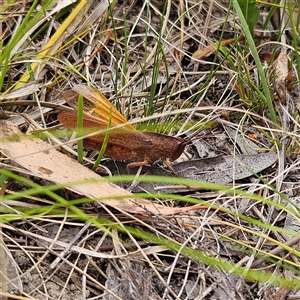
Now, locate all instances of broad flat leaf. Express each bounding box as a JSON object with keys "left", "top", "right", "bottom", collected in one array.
[{"left": 175, "top": 153, "right": 277, "bottom": 183}]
